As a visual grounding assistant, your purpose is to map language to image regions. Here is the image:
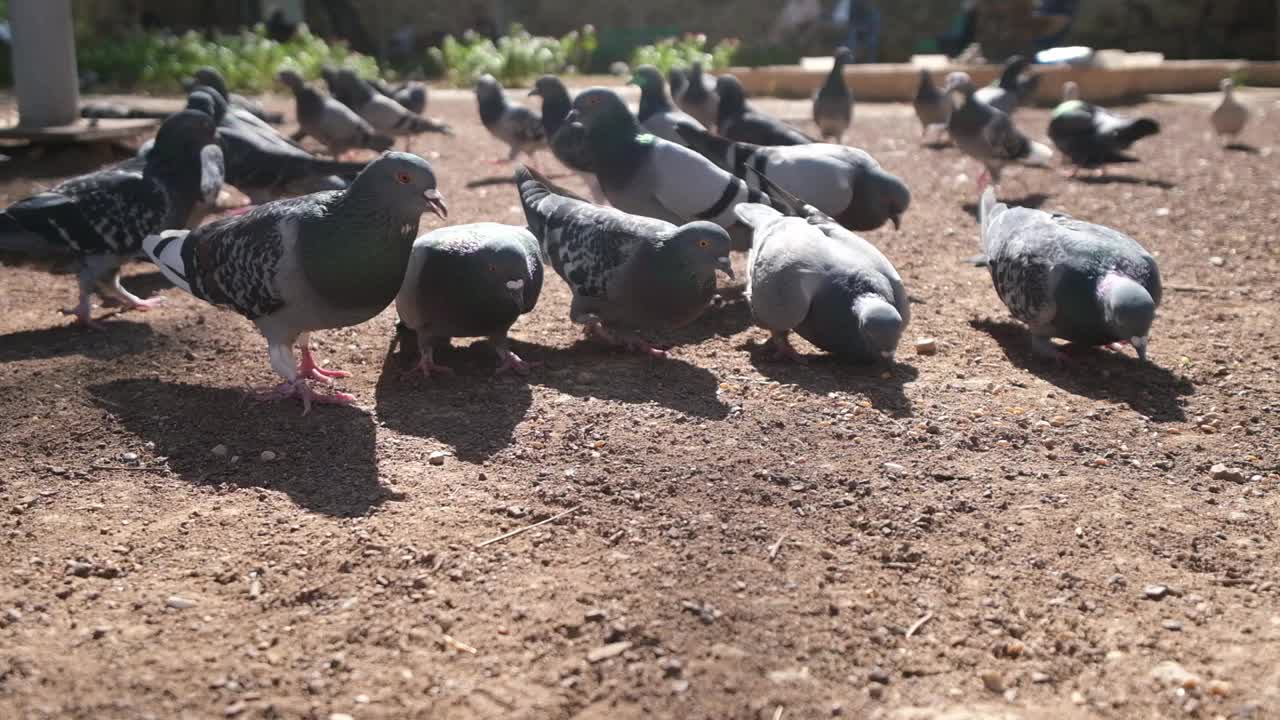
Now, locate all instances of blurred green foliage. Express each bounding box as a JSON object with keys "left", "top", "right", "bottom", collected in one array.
[
  {"left": 427, "top": 24, "right": 597, "bottom": 88},
  {"left": 629, "top": 34, "right": 740, "bottom": 74}
]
